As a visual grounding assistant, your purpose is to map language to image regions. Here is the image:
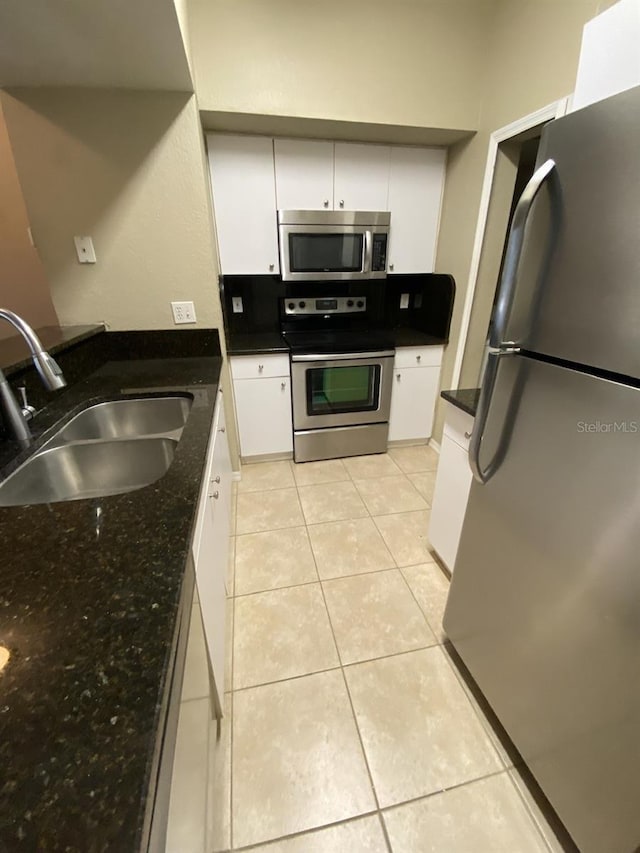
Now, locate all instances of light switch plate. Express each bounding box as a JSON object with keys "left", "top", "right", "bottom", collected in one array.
[
  {"left": 400, "top": 293, "right": 410, "bottom": 310},
  {"left": 74, "top": 236, "right": 96, "bottom": 264}
]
